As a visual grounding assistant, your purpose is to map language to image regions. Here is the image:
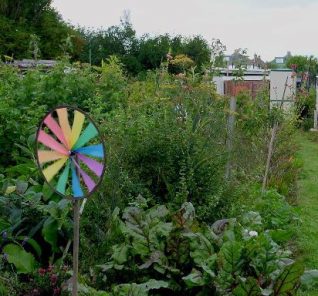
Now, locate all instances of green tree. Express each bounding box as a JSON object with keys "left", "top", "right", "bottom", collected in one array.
[
  {"left": 183, "top": 35, "right": 210, "bottom": 70},
  {"left": 0, "top": 0, "right": 83, "bottom": 60},
  {"left": 0, "top": 0, "right": 52, "bottom": 22}
]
